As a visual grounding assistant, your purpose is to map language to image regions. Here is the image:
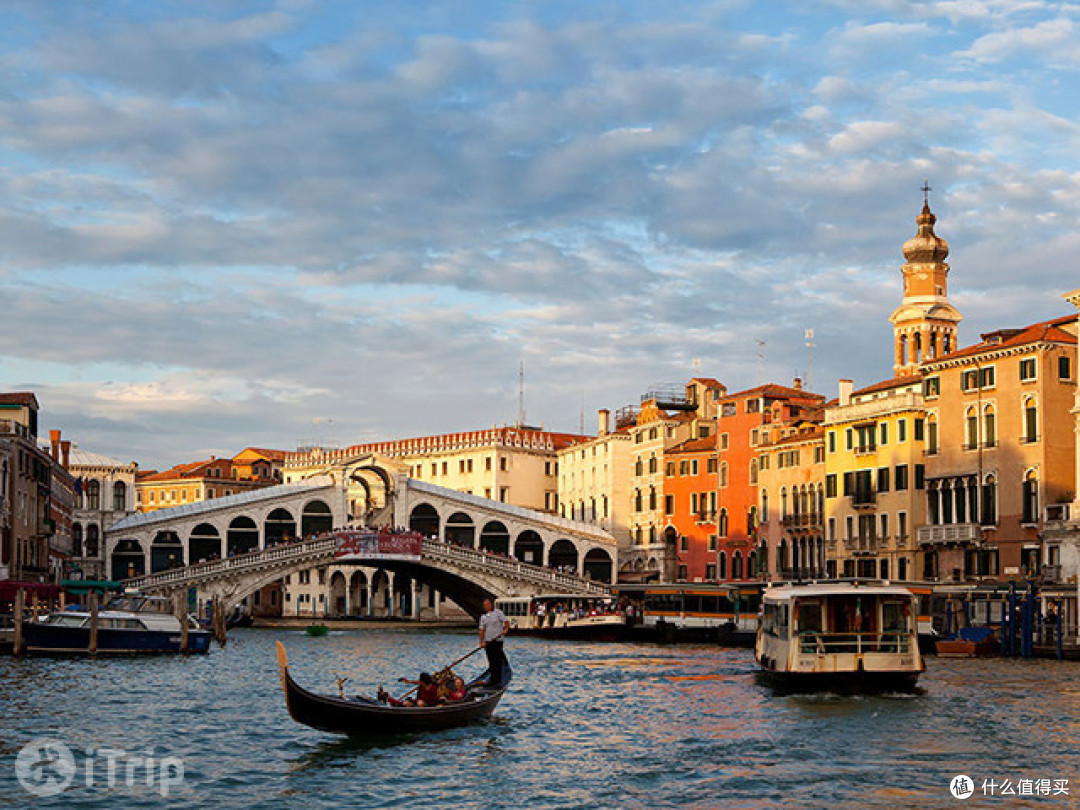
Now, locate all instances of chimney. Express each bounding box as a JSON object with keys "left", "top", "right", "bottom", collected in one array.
[
  {"left": 49, "top": 429, "right": 61, "bottom": 461},
  {"left": 598, "top": 409, "right": 611, "bottom": 436},
  {"left": 61, "top": 441, "right": 71, "bottom": 469},
  {"left": 838, "top": 379, "right": 854, "bottom": 407},
  {"left": 792, "top": 377, "right": 803, "bottom": 391}
]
